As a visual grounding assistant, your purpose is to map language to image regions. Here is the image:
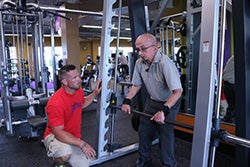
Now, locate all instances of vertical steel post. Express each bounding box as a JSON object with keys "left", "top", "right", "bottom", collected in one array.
[
  {"left": 32, "top": 23, "right": 40, "bottom": 93},
  {"left": 190, "top": 0, "right": 220, "bottom": 166},
  {"left": 97, "top": 0, "right": 116, "bottom": 158},
  {"left": 38, "top": 12, "right": 47, "bottom": 96},
  {"left": 209, "top": 1, "right": 227, "bottom": 166},
  {"left": 50, "top": 16, "right": 57, "bottom": 92},
  {"left": 0, "top": 4, "right": 13, "bottom": 135},
  {"left": 185, "top": 1, "right": 202, "bottom": 115}
]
